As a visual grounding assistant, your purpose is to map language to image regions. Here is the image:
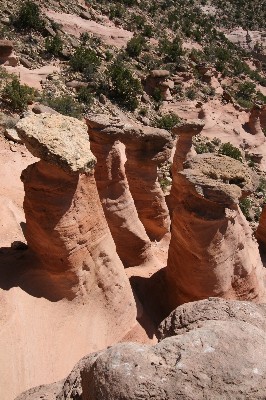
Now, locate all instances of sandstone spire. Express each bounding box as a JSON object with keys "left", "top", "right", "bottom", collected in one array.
[
  {"left": 167, "top": 151, "right": 266, "bottom": 308},
  {"left": 16, "top": 112, "right": 136, "bottom": 335}
]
